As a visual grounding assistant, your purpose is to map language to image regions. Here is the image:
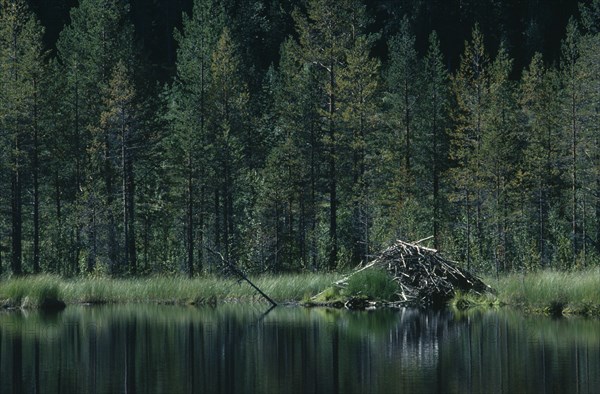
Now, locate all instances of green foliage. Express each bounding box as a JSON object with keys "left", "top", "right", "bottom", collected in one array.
[
  {"left": 2, "top": 0, "right": 600, "bottom": 278},
  {"left": 343, "top": 269, "right": 398, "bottom": 301}
]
